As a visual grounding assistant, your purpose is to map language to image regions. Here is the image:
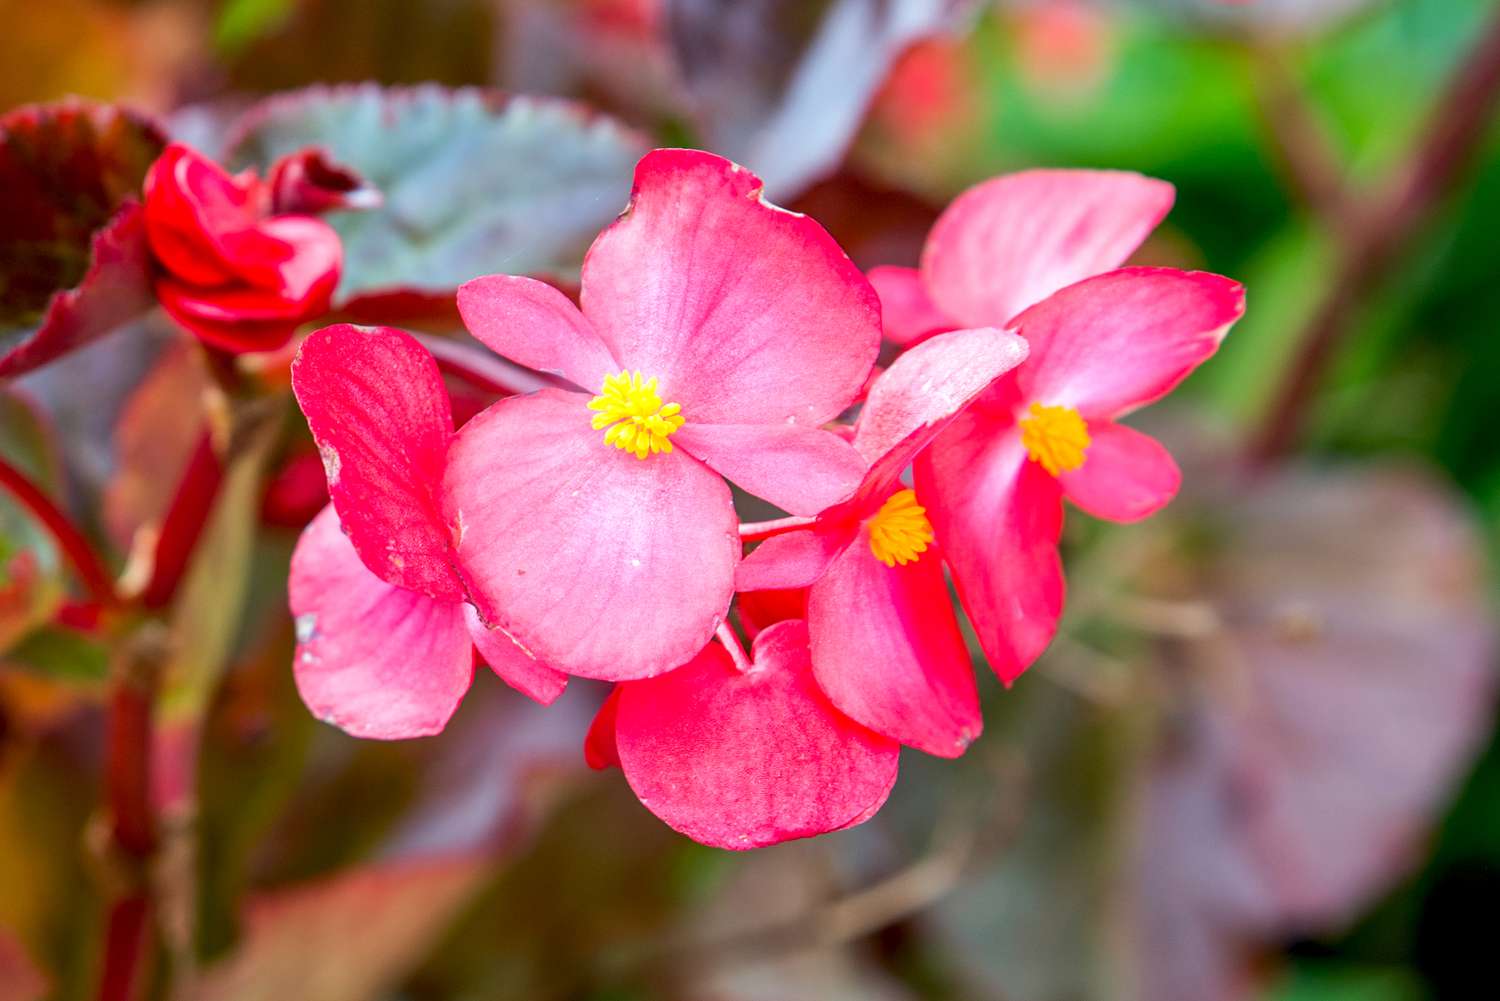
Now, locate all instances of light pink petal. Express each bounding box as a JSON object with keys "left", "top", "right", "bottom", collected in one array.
[
  {"left": 289, "top": 506, "right": 472, "bottom": 740},
  {"left": 736, "top": 528, "right": 847, "bottom": 593},
  {"left": 807, "top": 530, "right": 980, "bottom": 757},
  {"left": 580, "top": 148, "right": 879, "bottom": 426},
  {"left": 585, "top": 687, "right": 623, "bottom": 770},
  {"left": 456, "top": 275, "right": 618, "bottom": 391},
  {"left": 443, "top": 388, "right": 739, "bottom": 682},
  {"left": 867, "top": 265, "right": 953, "bottom": 346},
  {"left": 853, "top": 326, "right": 1029, "bottom": 464},
  {"left": 463, "top": 605, "right": 568, "bottom": 706},
  {"left": 674, "top": 422, "right": 865, "bottom": 517},
  {"left": 1014, "top": 267, "right": 1246, "bottom": 419},
  {"left": 291, "top": 324, "right": 465, "bottom": 601},
  {"left": 1059, "top": 421, "right": 1181, "bottom": 523},
  {"left": 614, "top": 621, "right": 899, "bottom": 849},
  {"left": 921, "top": 169, "right": 1175, "bottom": 327},
  {"left": 915, "top": 415, "right": 1064, "bottom": 686}
]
